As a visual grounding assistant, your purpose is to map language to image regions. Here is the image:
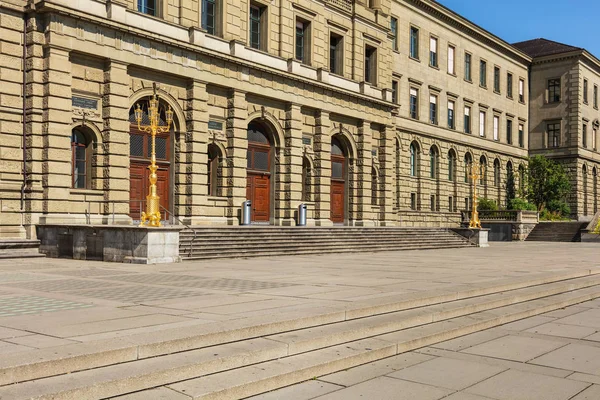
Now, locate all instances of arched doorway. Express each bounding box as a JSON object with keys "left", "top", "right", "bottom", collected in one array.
[
  {"left": 246, "top": 121, "right": 273, "bottom": 223},
  {"left": 128, "top": 101, "right": 174, "bottom": 221},
  {"left": 330, "top": 136, "right": 346, "bottom": 224}
]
